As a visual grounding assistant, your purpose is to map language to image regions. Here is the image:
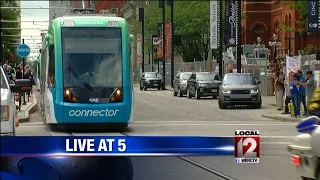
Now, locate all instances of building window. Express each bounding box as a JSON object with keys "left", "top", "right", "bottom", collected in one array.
[
  {"left": 274, "top": 21, "right": 280, "bottom": 39},
  {"left": 252, "top": 25, "right": 264, "bottom": 42},
  {"left": 285, "top": 15, "right": 289, "bottom": 48}
]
